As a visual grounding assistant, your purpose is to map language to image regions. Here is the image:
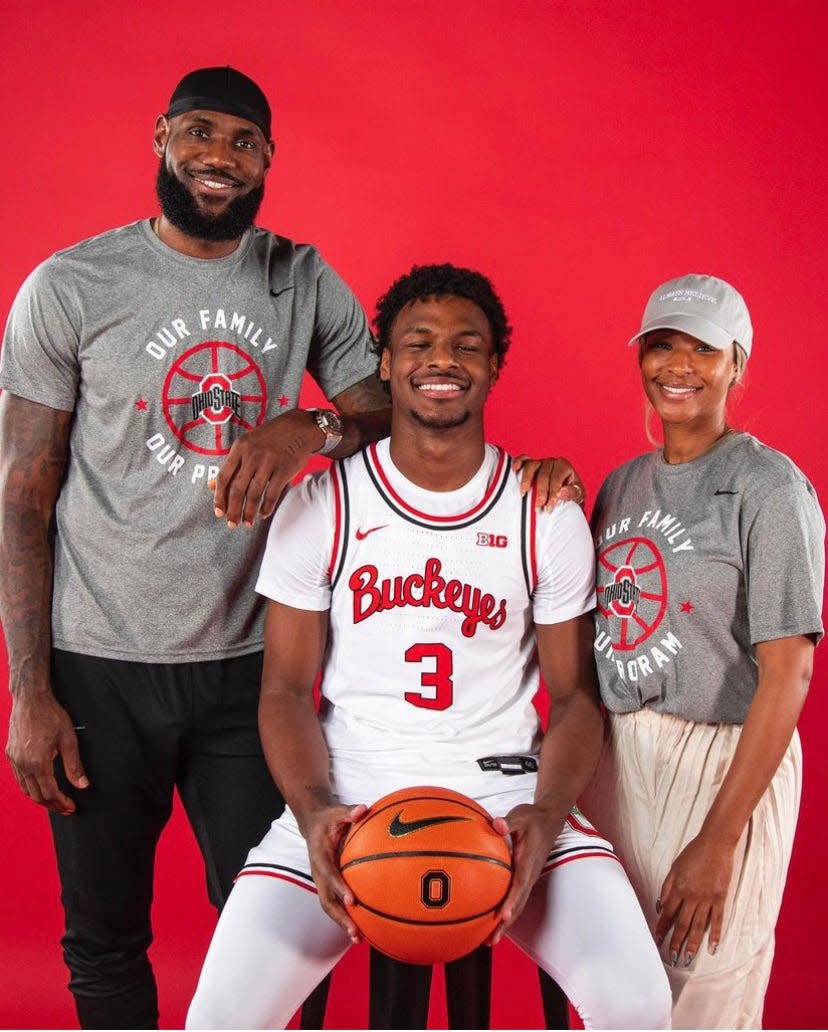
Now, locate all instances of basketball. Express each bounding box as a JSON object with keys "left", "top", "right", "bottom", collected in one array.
[{"left": 338, "top": 785, "right": 512, "bottom": 964}]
